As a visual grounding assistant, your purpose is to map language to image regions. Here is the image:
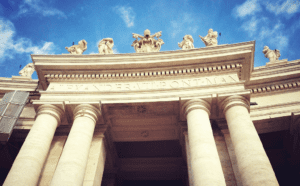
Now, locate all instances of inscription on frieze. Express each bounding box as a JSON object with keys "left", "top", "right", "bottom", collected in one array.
[{"left": 47, "top": 75, "right": 239, "bottom": 92}]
